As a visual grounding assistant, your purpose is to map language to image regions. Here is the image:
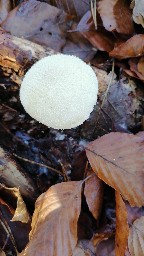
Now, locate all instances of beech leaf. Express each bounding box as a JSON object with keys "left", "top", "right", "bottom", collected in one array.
[
  {"left": 109, "top": 34, "right": 144, "bottom": 59},
  {"left": 20, "top": 181, "right": 83, "bottom": 256},
  {"left": 86, "top": 132, "right": 144, "bottom": 207},
  {"left": 128, "top": 216, "right": 144, "bottom": 256},
  {"left": 84, "top": 171, "right": 104, "bottom": 221}
]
